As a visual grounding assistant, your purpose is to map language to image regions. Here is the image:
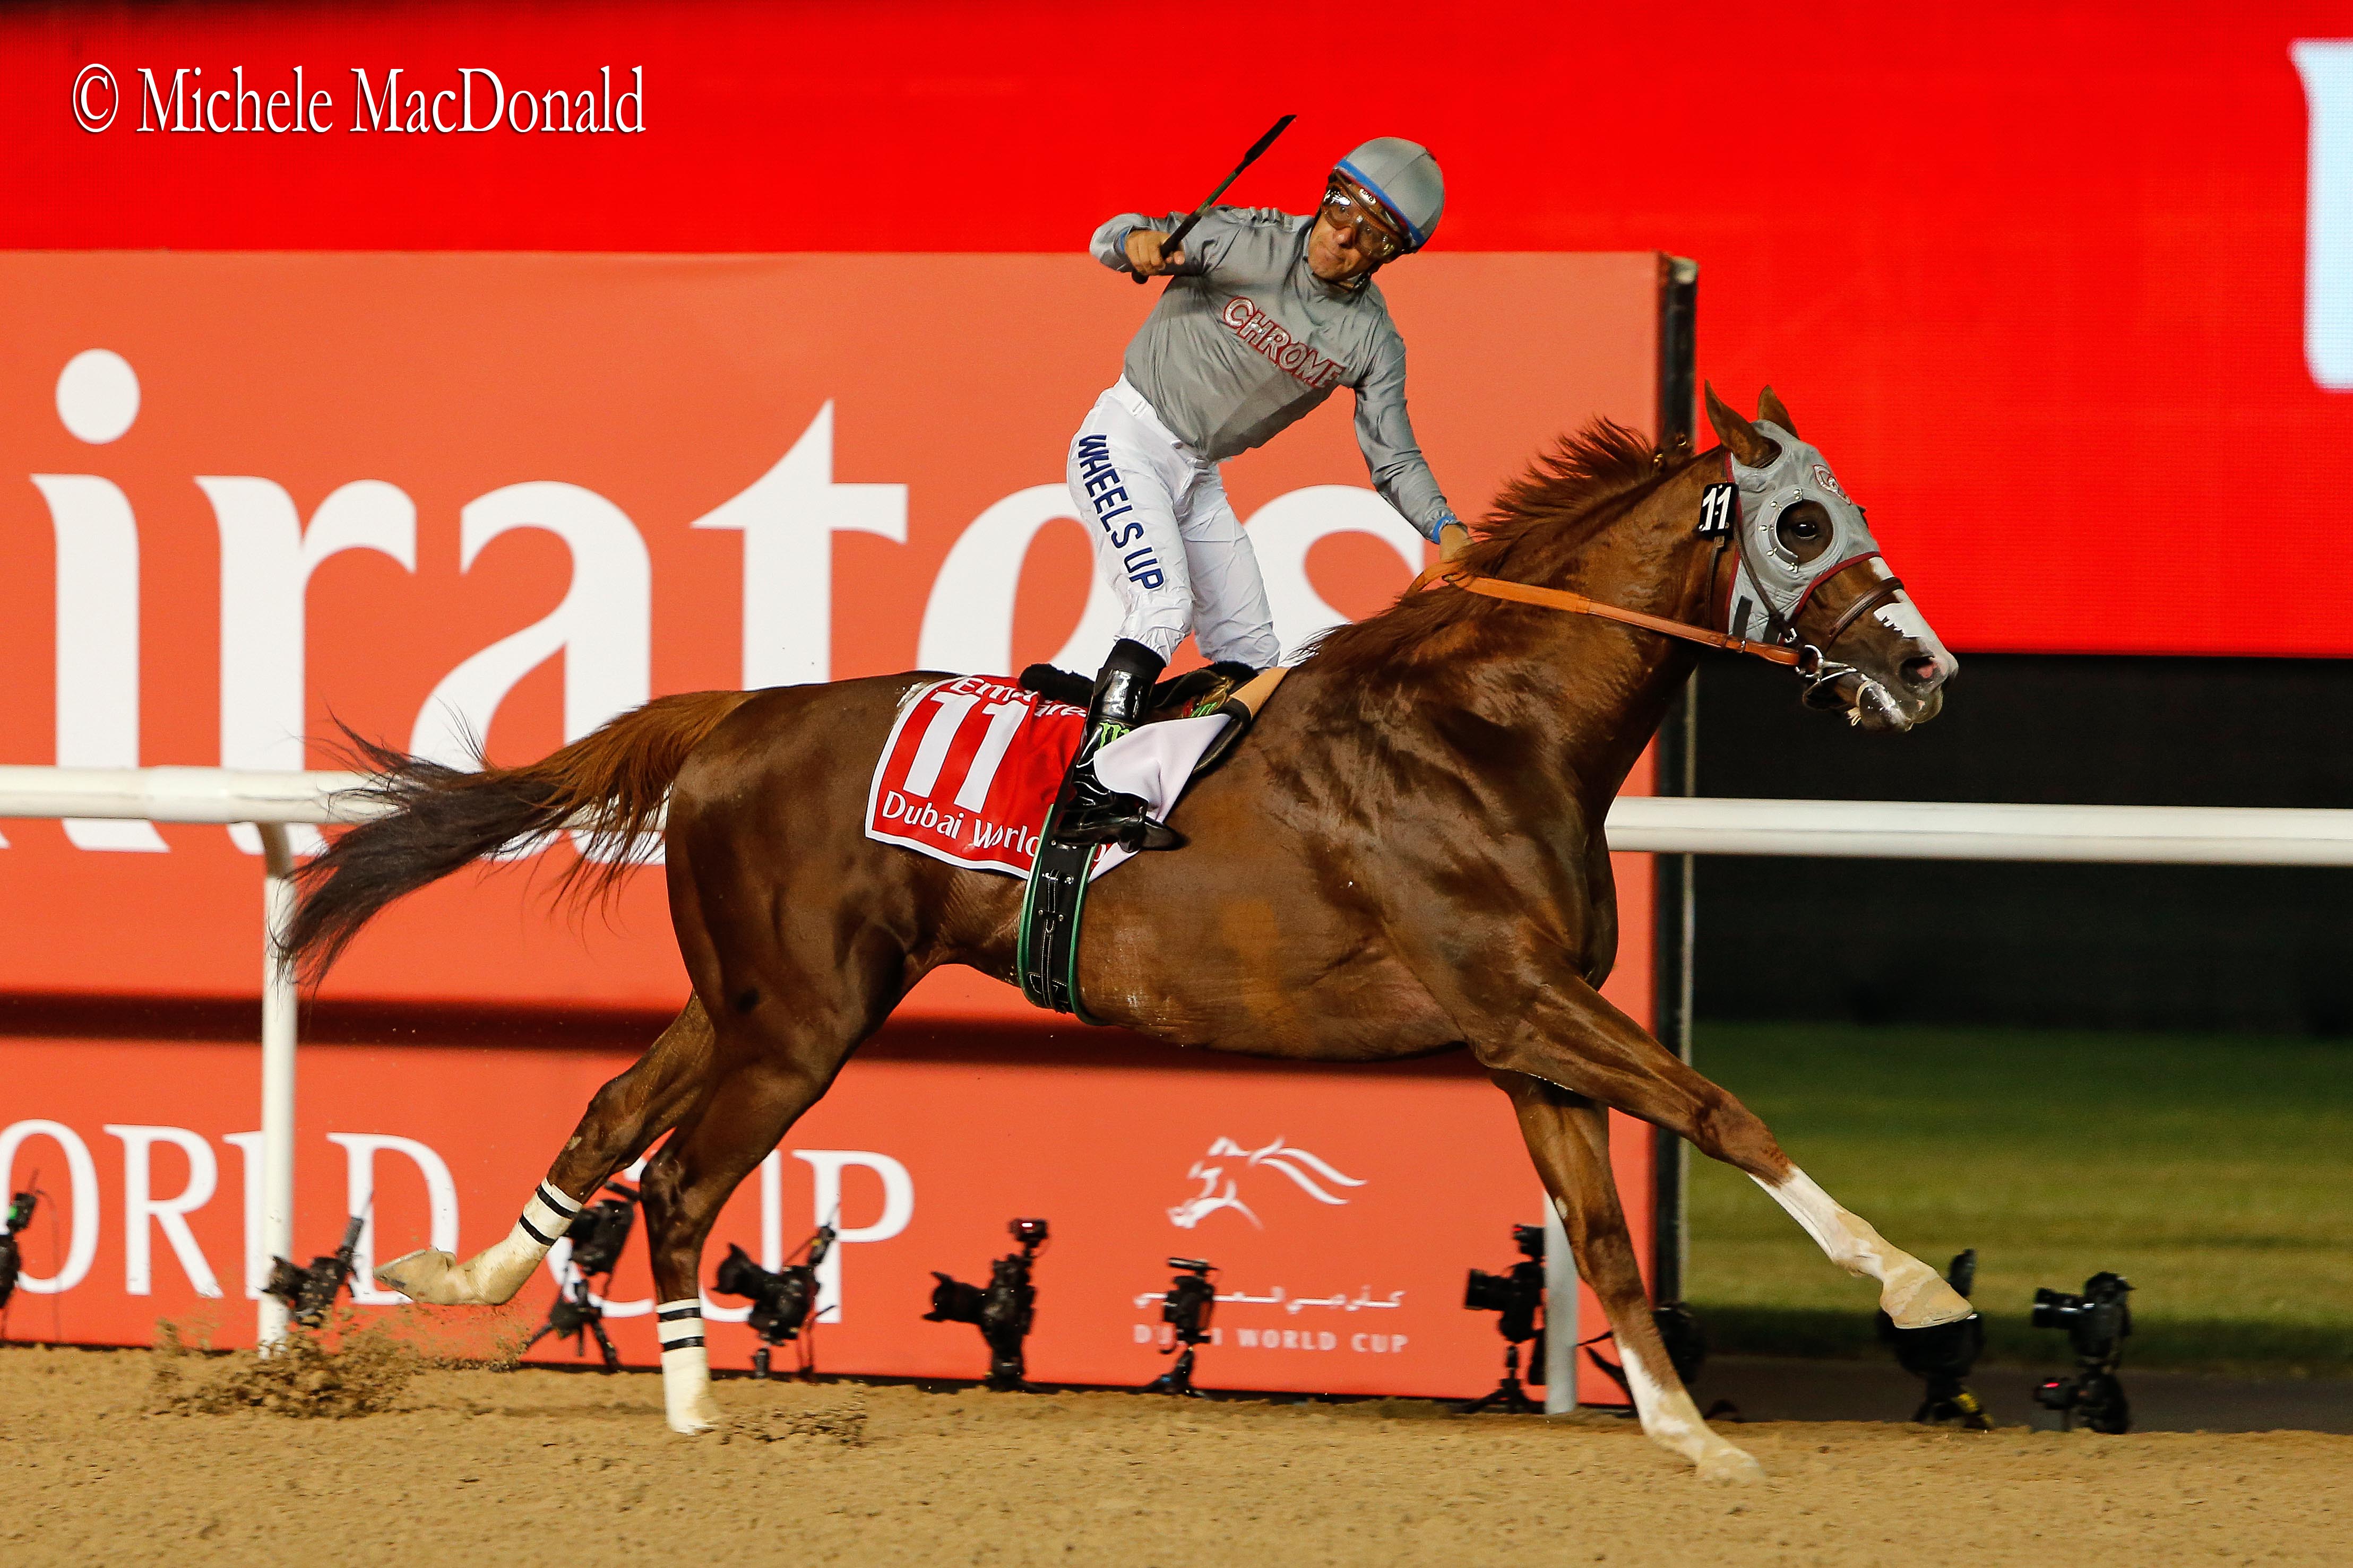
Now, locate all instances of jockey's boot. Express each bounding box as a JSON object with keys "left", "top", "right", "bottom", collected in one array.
[{"left": 1049, "top": 637, "right": 1184, "bottom": 852}]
